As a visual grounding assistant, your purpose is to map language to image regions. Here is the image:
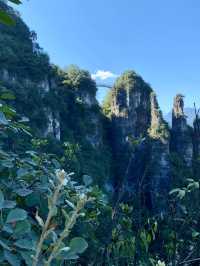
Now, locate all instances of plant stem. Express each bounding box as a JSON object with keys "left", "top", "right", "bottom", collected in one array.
[
  {"left": 32, "top": 181, "right": 63, "bottom": 266},
  {"left": 44, "top": 199, "right": 86, "bottom": 266}
]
